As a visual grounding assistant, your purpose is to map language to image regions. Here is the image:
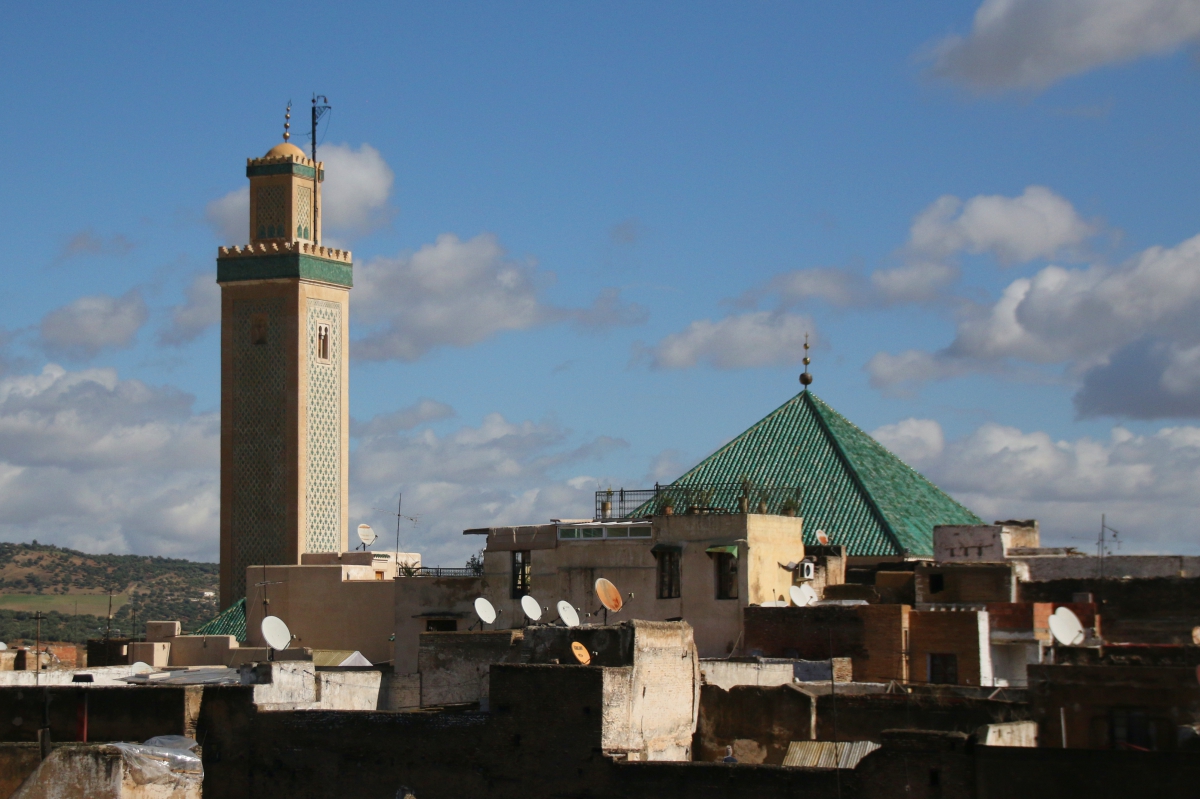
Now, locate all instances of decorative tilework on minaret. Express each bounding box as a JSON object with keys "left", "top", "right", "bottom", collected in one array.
[{"left": 217, "top": 139, "right": 352, "bottom": 609}]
